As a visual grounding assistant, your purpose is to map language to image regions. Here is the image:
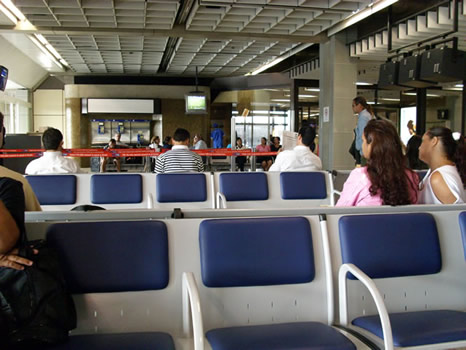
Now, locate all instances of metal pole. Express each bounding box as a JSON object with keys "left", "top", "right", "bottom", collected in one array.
[
  {"left": 462, "top": 79, "right": 465, "bottom": 135},
  {"left": 416, "top": 88, "right": 427, "bottom": 135}
]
